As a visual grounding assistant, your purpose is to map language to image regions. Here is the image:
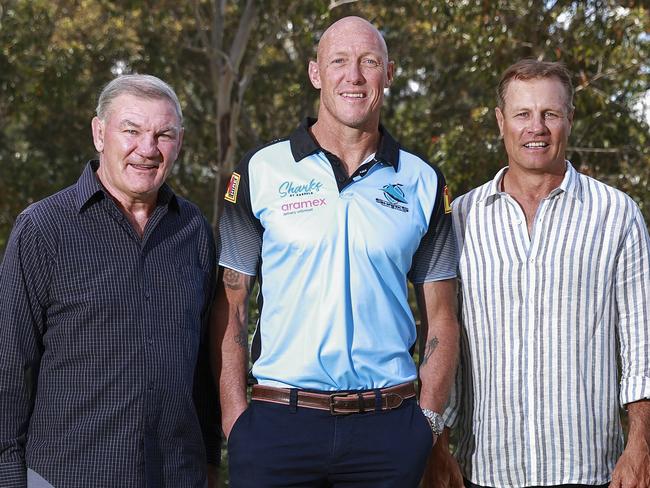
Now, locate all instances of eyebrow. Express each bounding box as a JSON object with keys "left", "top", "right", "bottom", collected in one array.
[
  {"left": 118, "top": 119, "right": 141, "bottom": 129},
  {"left": 509, "top": 104, "right": 565, "bottom": 112},
  {"left": 118, "top": 119, "right": 179, "bottom": 134},
  {"left": 329, "top": 50, "right": 383, "bottom": 59}
]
